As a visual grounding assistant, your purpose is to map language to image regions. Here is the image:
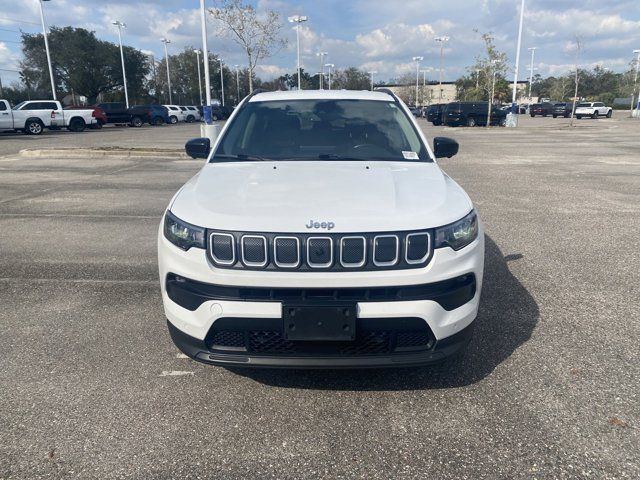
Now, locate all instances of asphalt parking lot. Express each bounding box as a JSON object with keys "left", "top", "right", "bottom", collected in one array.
[{"left": 1, "top": 113, "right": 638, "bottom": 479}]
